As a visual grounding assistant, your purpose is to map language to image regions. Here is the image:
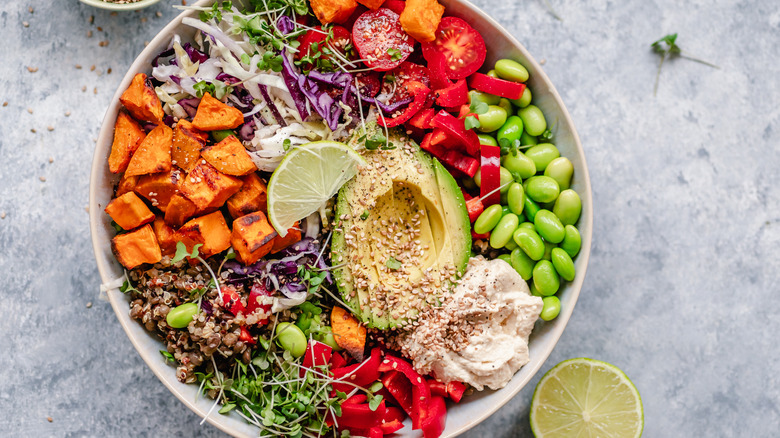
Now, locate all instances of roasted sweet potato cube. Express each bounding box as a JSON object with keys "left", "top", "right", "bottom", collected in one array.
[
  {"left": 164, "top": 193, "right": 197, "bottom": 227},
  {"left": 108, "top": 112, "right": 146, "bottom": 174},
  {"left": 227, "top": 173, "right": 268, "bottom": 219},
  {"left": 356, "top": 0, "right": 385, "bottom": 9},
  {"left": 178, "top": 211, "right": 232, "bottom": 259},
  {"left": 111, "top": 224, "right": 162, "bottom": 269},
  {"left": 115, "top": 174, "right": 139, "bottom": 197},
  {"left": 191, "top": 92, "right": 244, "bottom": 131},
  {"left": 152, "top": 216, "right": 178, "bottom": 257},
  {"left": 231, "top": 212, "right": 277, "bottom": 265},
  {"left": 104, "top": 191, "right": 155, "bottom": 231},
  {"left": 400, "top": 0, "right": 445, "bottom": 43},
  {"left": 125, "top": 125, "right": 173, "bottom": 177},
  {"left": 331, "top": 306, "right": 366, "bottom": 360},
  {"left": 178, "top": 162, "right": 243, "bottom": 212},
  {"left": 119, "top": 73, "right": 164, "bottom": 124},
  {"left": 310, "top": 0, "right": 357, "bottom": 24},
  {"left": 133, "top": 168, "right": 183, "bottom": 212},
  {"left": 201, "top": 135, "right": 258, "bottom": 176},
  {"left": 270, "top": 223, "right": 302, "bottom": 254},
  {"left": 172, "top": 119, "right": 208, "bottom": 173}
]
